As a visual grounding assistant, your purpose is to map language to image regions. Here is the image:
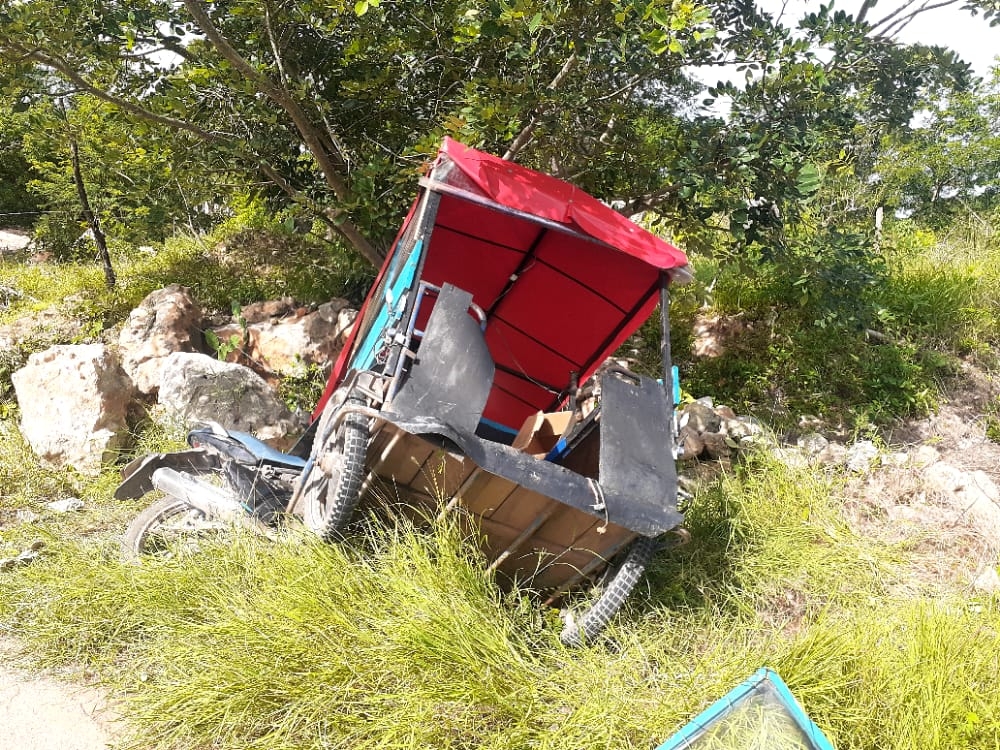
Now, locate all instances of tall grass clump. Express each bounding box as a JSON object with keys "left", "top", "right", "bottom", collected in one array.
[
  {"left": 0, "top": 518, "right": 547, "bottom": 749},
  {"left": 640, "top": 454, "right": 894, "bottom": 628},
  {"left": 0, "top": 425, "right": 72, "bottom": 501},
  {"left": 5, "top": 455, "right": 1000, "bottom": 749},
  {"left": 788, "top": 600, "right": 1000, "bottom": 749},
  {"left": 120, "top": 522, "right": 545, "bottom": 749},
  {"left": 875, "top": 220, "right": 1000, "bottom": 356}
]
